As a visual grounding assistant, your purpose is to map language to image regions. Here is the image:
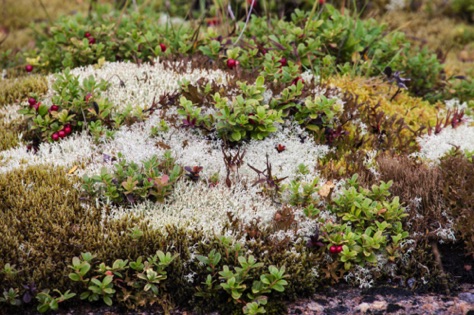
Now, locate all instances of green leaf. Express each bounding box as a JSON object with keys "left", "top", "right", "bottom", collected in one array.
[
  {"left": 38, "top": 105, "right": 49, "bottom": 117},
  {"left": 305, "top": 124, "right": 321, "bottom": 132},
  {"left": 90, "top": 278, "right": 102, "bottom": 286},
  {"left": 103, "top": 288, "right": 115, "bottom": 294},
  {"left": 231, "top": 131, "right": 242, "bottom": 141},
  {"left": 50, "top": 299, "right": 59, "bottom": 310},
  {"left": 273, "top": 284, "right": 285, "bottom": 292},
  {"left": 102, "top": 275, "right": 113, "bottom": 286},
  {"left": 68, "top": 273, "right": 80, "bottom": 281},
  {"left": 37, "top": 304, "right": 50, "bottom": 313},
  {"left": 80, "top": 291, "right": 90, "bottom": 300},
  {"left": 103, "top": 295, "right": 113, "bottom": 306}
]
